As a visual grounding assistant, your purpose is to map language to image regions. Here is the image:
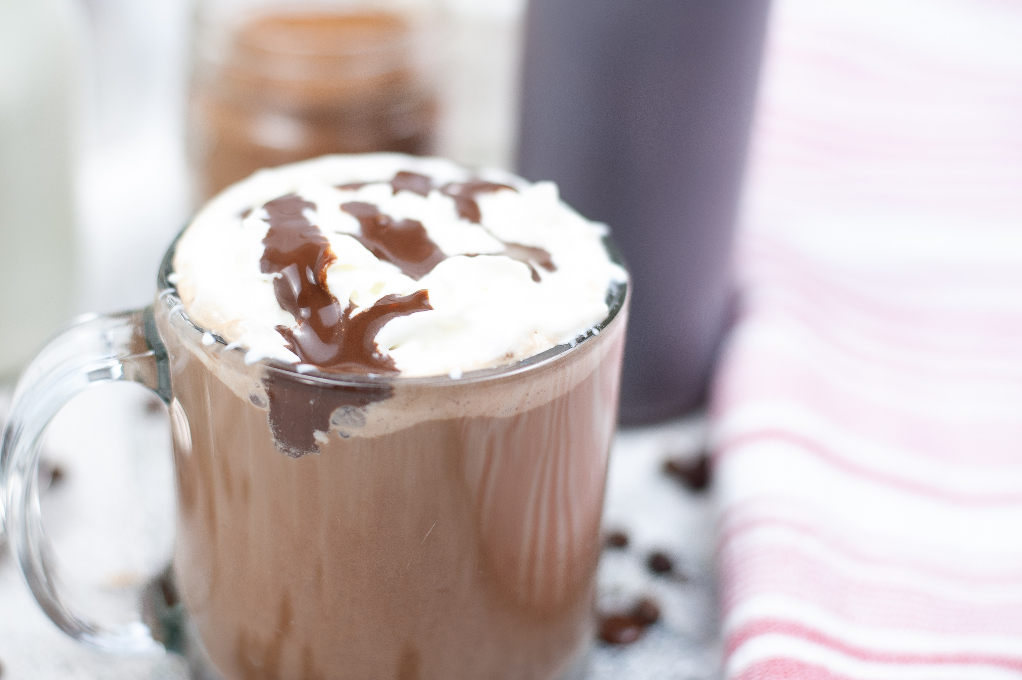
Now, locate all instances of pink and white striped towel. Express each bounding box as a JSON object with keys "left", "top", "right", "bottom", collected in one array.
[{"left": 711, "top": 0, "right": 1022, "bottom": 677}]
